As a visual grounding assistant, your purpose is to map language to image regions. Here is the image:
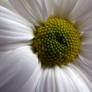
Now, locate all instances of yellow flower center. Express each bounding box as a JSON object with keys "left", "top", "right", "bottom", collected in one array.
[{"left": 32, "top": 17, "right": 81, "bottom": 68}]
